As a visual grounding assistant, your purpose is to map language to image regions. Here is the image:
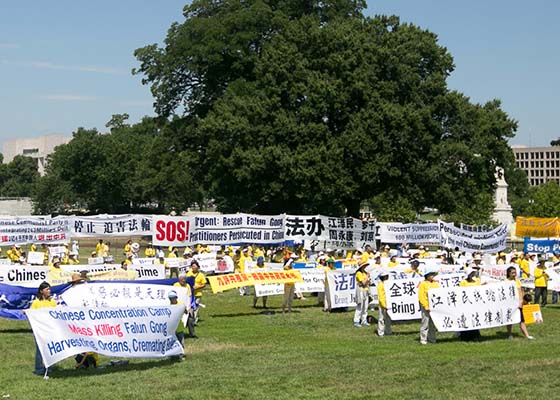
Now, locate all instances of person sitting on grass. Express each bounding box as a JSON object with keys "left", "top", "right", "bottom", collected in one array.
[{"left": 75, "top": 352, "right": 99, "bottom": 369}]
